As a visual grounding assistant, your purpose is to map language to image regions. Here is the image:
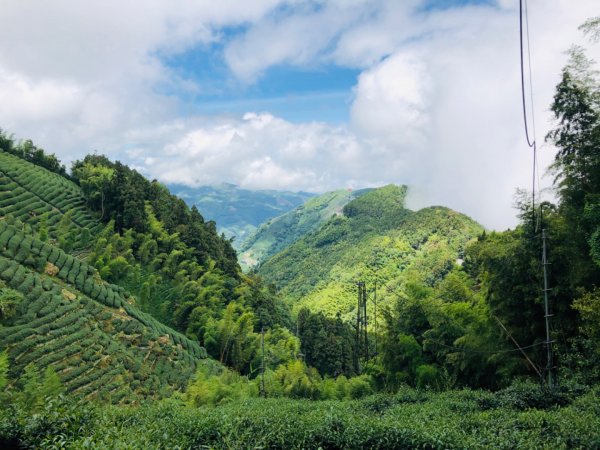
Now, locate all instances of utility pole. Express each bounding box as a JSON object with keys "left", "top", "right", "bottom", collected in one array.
[
  {"left": 363, "top": 282, "right": 368, "bottom": 362},
  {"left": 355, "top": 281, "right": 362, "bottom": 373},
  {"left": 374, "top": 280, "right": 377, "bottom": 356},
  {"left": 542, "top": 229, "right": 554, "bottom": 388},
  {"left": 260, "top": 326, "right": 266, "bottom": 398}
]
